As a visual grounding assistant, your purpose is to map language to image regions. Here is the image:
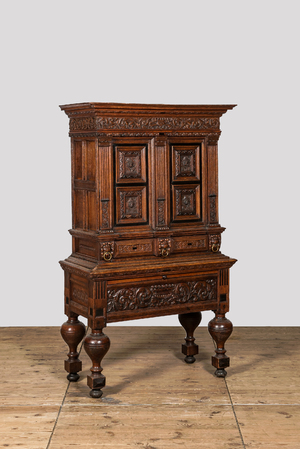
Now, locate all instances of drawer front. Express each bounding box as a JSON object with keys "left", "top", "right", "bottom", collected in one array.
[
  {"left": 114, "top": 239, "right": 154, "bottom": 258},
  {"left": 107, "top": 275, "right": 218, "bottom": 316},
  {"left": 172, "top": 235, "right": 208, "bottom": 253}
]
